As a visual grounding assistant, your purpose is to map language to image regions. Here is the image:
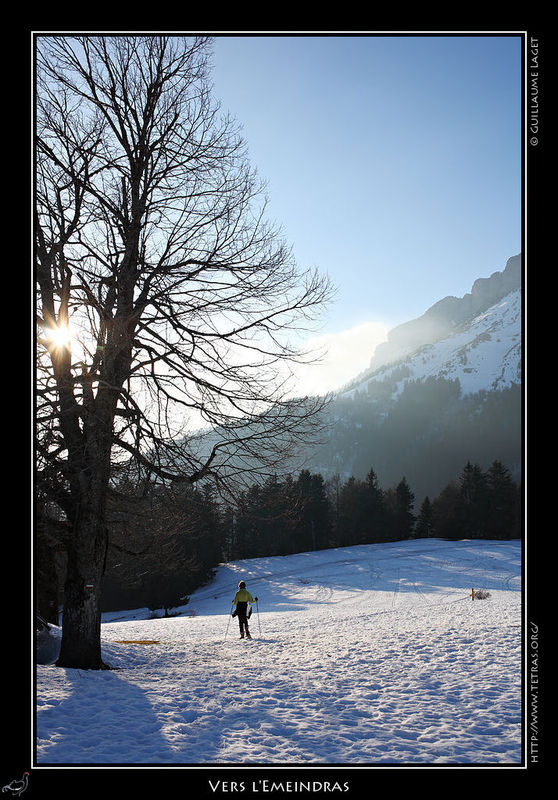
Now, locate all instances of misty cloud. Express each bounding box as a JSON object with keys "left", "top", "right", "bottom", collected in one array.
[{"left": 291, "top": 321, "right": 389, "bottom": 397}]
